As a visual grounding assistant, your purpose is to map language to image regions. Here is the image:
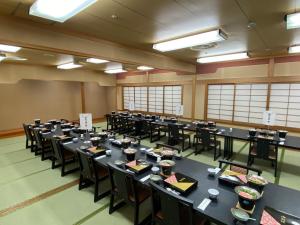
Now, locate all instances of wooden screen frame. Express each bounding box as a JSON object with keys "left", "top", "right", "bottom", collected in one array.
[
  {"left": 121, "top": 84, "right": 184, "bottom": 117},
  {"left": 205, "top": 81, "right": 300, "bottom": 132}
]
